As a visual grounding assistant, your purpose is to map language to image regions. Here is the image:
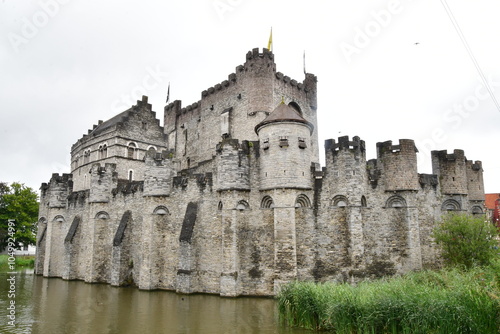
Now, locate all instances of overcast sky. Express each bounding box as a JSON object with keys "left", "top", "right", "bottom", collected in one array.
[{"left": 1, "top": 0, "right": 499, "bottom": 194}]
